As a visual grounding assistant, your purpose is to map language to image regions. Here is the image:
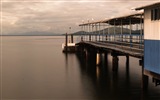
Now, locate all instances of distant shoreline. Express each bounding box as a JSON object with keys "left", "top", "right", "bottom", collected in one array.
[{"left": 0, "top": 35, "right": 64, "bottom": 36}]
